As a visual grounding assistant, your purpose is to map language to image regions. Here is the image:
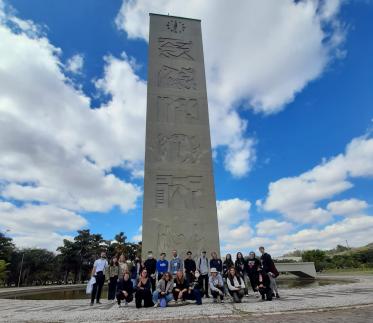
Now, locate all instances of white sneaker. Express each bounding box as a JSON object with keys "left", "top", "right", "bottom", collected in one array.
[
  {"left": 117, "top": 304, "right": 121, "bottom": 308},
  {"left": 154, "top": 302, "right": 159, "bottom": 308},
  {"left": 124, "top": 301, "right": 128, "bottom": 306}
]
